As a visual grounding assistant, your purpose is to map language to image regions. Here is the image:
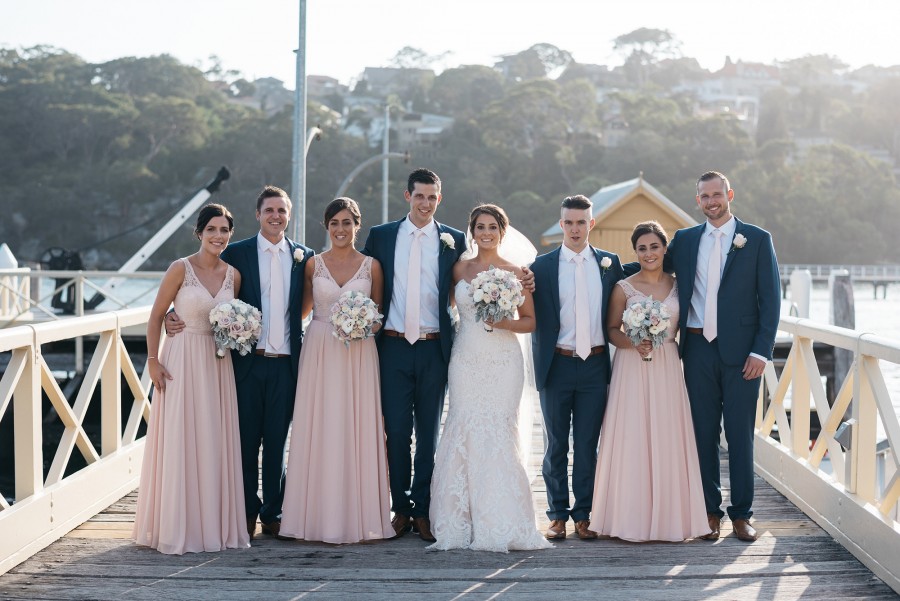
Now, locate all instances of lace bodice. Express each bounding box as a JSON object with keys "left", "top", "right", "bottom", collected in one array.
[
  {"left": 174, "top": 258, "right": 235, "bottom": 334},
  {"left": 617, "top": 279, "right": 679, "bottom": 341},
  {"left": 310, "top": 255, "right": 373, "bottom": 322}
]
